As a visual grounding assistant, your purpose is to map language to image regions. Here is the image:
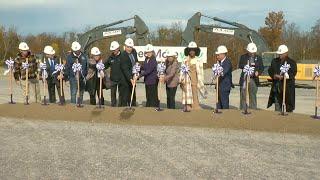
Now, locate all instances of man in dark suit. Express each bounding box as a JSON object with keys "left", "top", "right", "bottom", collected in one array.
[
  {"left": 118, "top": 38, "right": 138, "bottom": 107},
  {"left": 238, "top": 43, "right": 264, "bottom": 110},
  {"left": 43, "top": 45, "right": 58, "bottom": 103},
  {"left": 215, "top": 45, "right": 232, "bottom": 109}
]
